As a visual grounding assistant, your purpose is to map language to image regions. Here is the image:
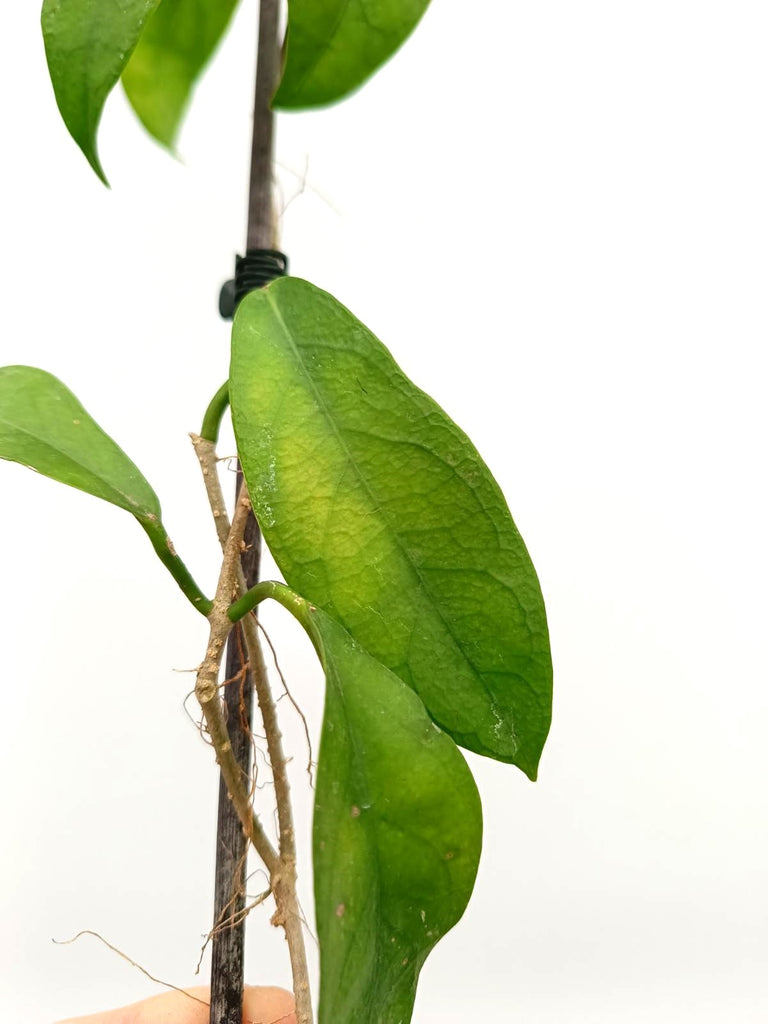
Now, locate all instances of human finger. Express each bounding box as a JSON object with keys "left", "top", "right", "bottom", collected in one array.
[{"left": 56, "top": 984, "right": 296, "bottom": 1024}]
